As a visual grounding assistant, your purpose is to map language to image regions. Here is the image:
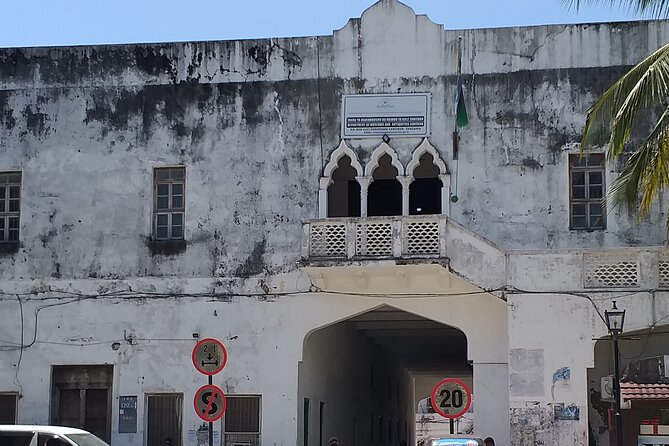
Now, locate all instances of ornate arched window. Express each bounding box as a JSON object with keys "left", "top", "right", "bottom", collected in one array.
[
  {"left": 319, "top": 141, "right": 363, "bottom": 218},
  {"left": 328, "top": 155, "right": 361, "bottom": 217},
  {"left": 406, "top": 139, "right": 449, "bottom": 216},
  {"left": 365, "top": 143, "right": 404, "bottom": 217}
]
